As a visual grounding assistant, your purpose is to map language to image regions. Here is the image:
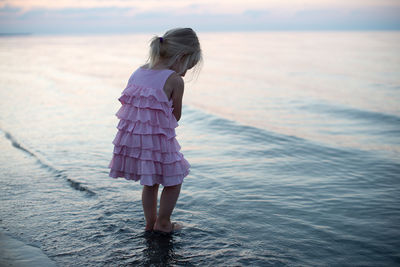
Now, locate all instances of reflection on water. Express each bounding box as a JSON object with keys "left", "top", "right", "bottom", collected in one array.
[
  {"left": 187, "top": 32, "right": 400, "bottom": 155},
  {"left": 142, "top": 232, "right": 176, "bottom": 266}
]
